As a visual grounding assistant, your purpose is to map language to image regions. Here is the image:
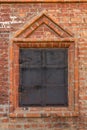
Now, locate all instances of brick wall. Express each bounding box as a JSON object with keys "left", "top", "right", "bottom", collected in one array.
[{"left": 0, "top": 1, "right": 87, "bottom": 130}]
